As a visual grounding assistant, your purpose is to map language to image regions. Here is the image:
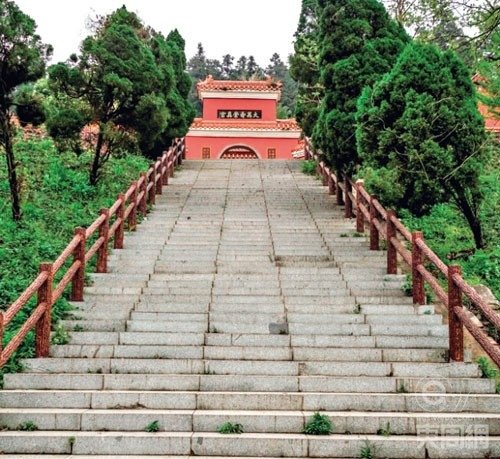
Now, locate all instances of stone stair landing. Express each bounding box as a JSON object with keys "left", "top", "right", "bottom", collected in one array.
[{"left": 1, "top": 160, "right": 499, "bottom": 458}]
